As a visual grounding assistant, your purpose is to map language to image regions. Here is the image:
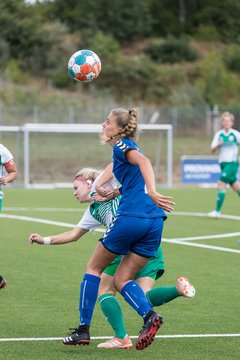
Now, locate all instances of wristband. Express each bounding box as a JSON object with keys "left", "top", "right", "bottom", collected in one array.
[{"left": 43, "top": 236, "right": 51, "bottom": 245}]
